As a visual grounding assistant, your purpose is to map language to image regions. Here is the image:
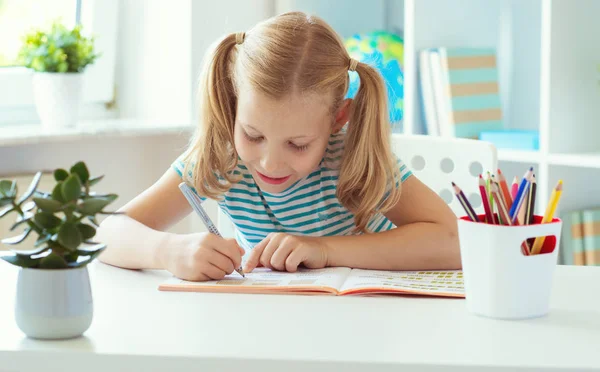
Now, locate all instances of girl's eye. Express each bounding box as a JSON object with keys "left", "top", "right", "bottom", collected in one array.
[
  {"left": 244, "top": 131, "right": 263, "bottom": 143},
  {"left": 289, "top": 142, "right": 309, "bottom": 152}
]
